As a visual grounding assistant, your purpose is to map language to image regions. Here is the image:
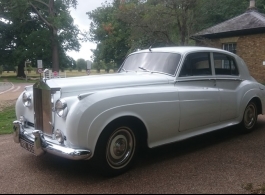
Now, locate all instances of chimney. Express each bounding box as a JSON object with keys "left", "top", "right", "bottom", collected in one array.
[
  {"left": 247, "top": 0, "right": 257, "bottom": 11},
  {"left": 249, "top": 0, "right": 256, "bottom": 9}
]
